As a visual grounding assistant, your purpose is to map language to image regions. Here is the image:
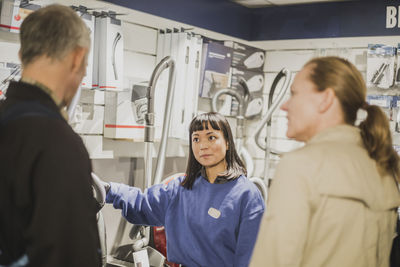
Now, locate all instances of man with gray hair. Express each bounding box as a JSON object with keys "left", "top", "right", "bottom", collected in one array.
[{"left": 0, "top": 5, "right": 101, "bottom": 267}]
